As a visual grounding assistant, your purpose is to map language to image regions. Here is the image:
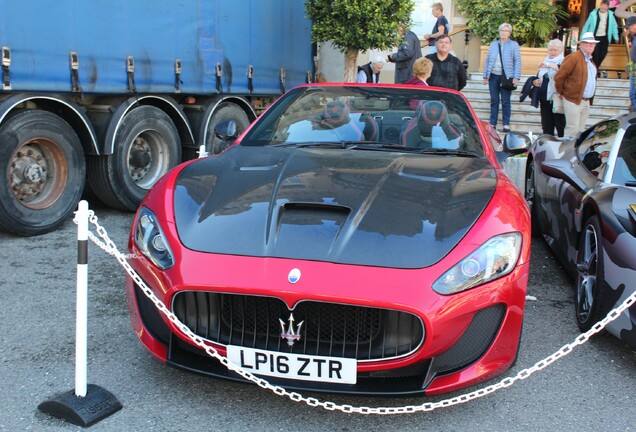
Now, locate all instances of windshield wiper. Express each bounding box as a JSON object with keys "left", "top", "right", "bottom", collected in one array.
[
  {"left": 270, "top": 141, "right": 388, "bottom": 149},
  {"left": 268, "top": 141, "right": 478, "bottom": 157},
  {"left": 269, "top": 142, "right": 352, "bottom": 148},
  {"left": 416, "top": 148, "right": 479, "bottom": 157}
]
